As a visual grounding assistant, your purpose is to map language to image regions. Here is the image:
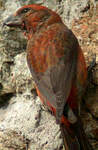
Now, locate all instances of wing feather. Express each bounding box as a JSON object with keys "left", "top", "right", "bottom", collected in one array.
[{"left": 27, "top": 24, "right": 78, "bottom": 121}]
